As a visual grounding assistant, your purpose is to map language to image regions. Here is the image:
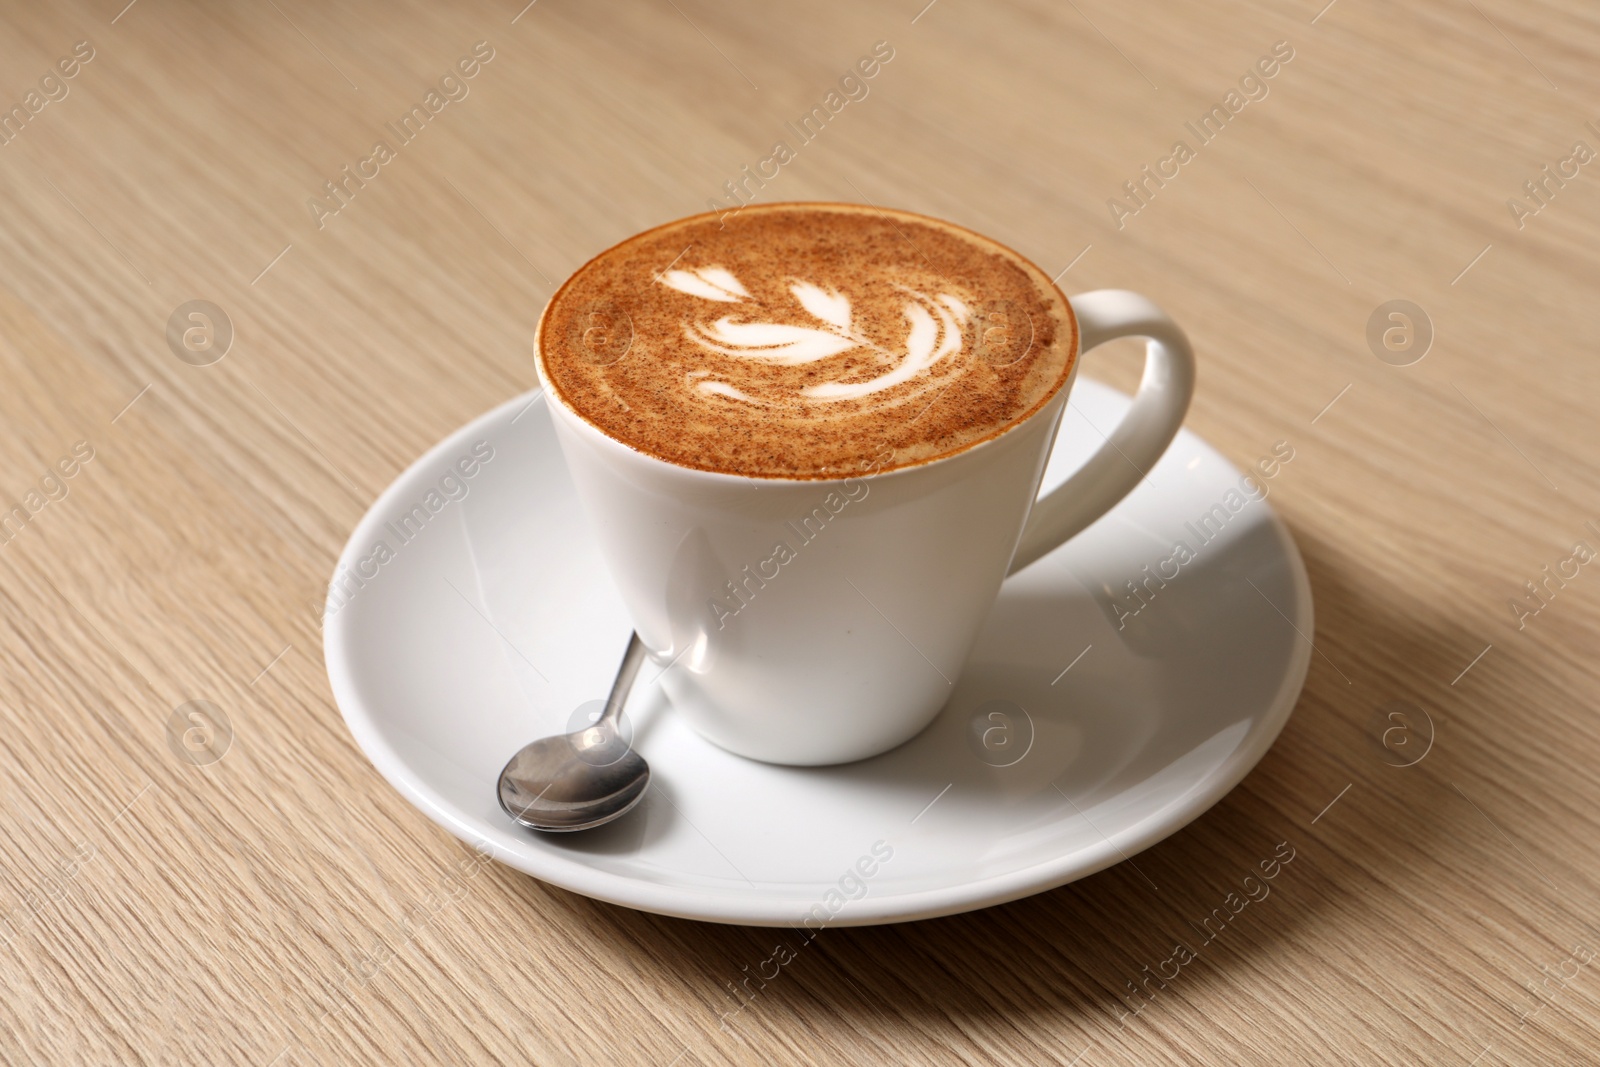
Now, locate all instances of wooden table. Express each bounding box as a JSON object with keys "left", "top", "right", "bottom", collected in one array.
[{"left": 3, "top": 1, "right": 1598, "bottom": 1062}]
